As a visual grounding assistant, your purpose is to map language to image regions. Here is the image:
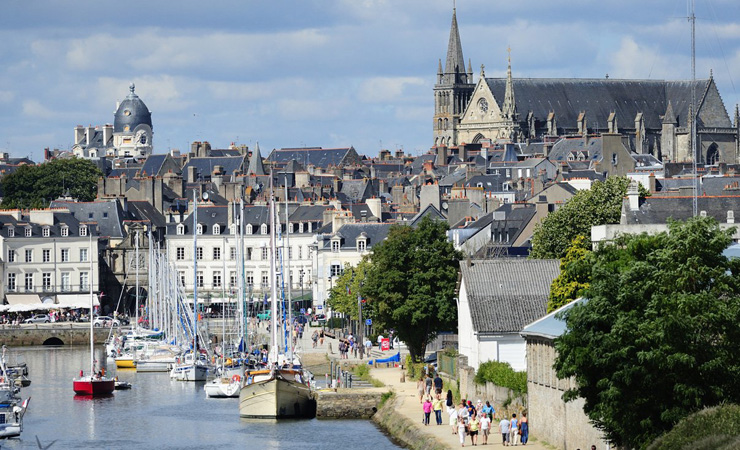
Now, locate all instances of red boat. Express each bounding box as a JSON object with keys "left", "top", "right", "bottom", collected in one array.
[{"left": 73, "top": 374, "right": 115, "bottom": 396}]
